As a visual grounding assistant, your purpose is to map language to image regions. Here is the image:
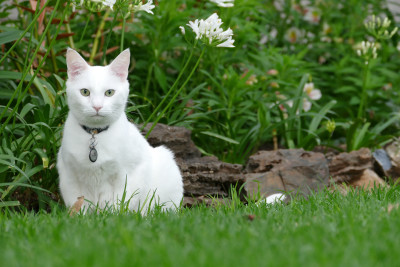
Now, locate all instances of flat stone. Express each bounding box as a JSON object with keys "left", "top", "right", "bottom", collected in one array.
[
  {"left": 244, "top": 149, "right": 330, "bottom": 199},
  {"left": 350, "top": 169, "right": 387, "bottom": 189},
  {"left": 328, "top": 148, "right": 373, "bottom": 183},
  {"left": 177, "top": 156, "right": 244, "bottom": 198},
  {"left": 141, "top": 123, "right": 201, "bottom": 159}
]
